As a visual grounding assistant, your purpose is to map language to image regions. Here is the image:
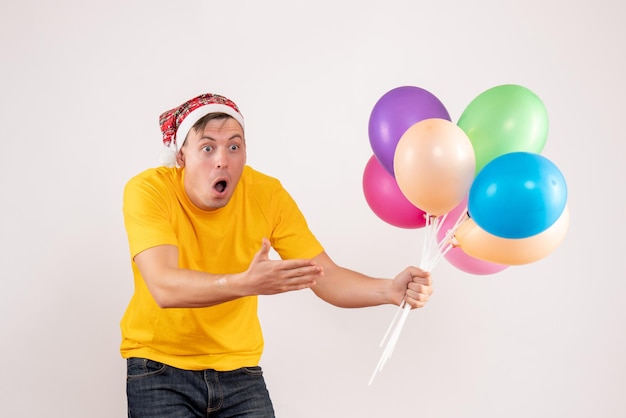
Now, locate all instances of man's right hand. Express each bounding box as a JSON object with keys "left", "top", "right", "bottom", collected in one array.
[
  {"left": 243, "top": 238, "right": 324, "bottom": 295},
  {"left": 133, "top": 239, "right": 322, "bottom": 309}
]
